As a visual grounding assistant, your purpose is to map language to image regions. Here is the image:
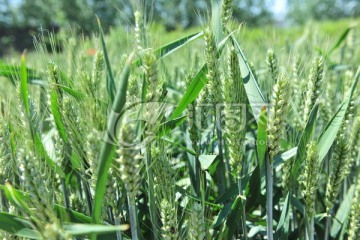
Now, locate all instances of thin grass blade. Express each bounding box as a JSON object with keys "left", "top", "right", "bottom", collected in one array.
[
  {"left": 20, "top": 53, "right": 30, "bottom": 116},
  {"left": 97, "top": 17, "right": 116, "bottom": 103},
  {"left": 275, "top": 192, "right": 291, "bottom": 239},
  {"left": 327, "top": 27, "right": 352, "bottom": 55}
]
